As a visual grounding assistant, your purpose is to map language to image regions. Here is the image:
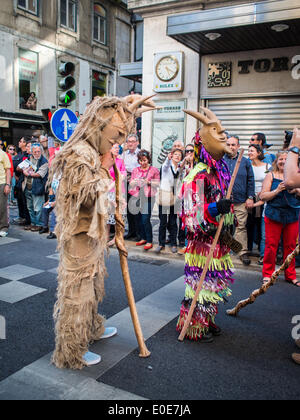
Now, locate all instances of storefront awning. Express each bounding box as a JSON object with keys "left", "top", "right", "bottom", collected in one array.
[
  {"left": 167, "top": 0, "right": 300, "bottom": 54},
  {"left": 0, "top": 112, "right": 46, "bottom": 126},
  {"left": 118, "top": 61, "right": 143, "bottom": 82}
]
